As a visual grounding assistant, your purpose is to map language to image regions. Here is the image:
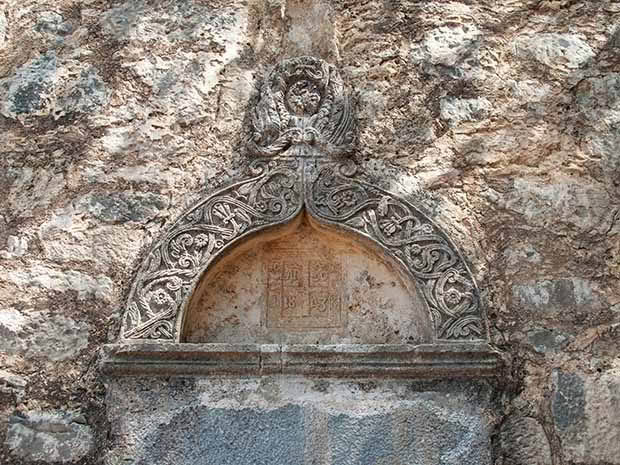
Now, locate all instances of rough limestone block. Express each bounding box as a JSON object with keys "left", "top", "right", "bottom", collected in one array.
[
  {"left": 499, "top": 416, "right": 552, "bottom": 465},
  {"left": 5, "top": 410, "right": 93, "bottom": 463},
  {"left": 513, "top": 33, "right": 594, "bottom": 72}
]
